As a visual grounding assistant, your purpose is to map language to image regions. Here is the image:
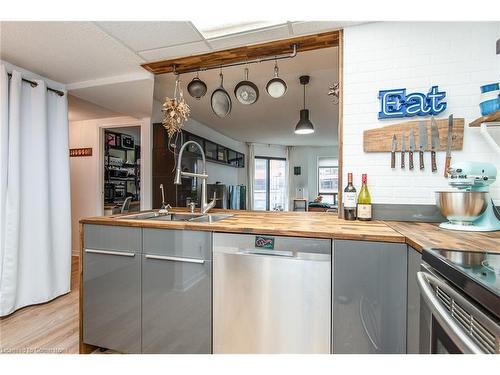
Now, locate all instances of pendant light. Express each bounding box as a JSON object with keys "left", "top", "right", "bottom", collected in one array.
[{"left": 294, "top": 75, "right": 314, "bottom": 135}]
